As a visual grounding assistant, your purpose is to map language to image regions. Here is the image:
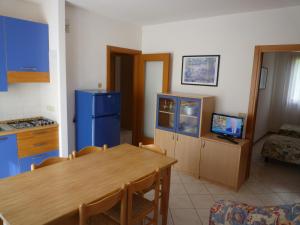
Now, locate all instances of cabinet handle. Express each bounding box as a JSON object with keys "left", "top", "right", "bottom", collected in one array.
[
  {"left": 202, "top": 141, "right": 205, "bottom": 148},
  {"left": 172, "top": 134, "right": 174, "bottom": 140},
  {"left": 0, "top": 137, "right": 8, "bottom": 141},
  {"left": 33, "top": 142, "right": 47, "bottom": 147},
  {"left": 176, "top": 135, "right": 179, "bottom": 141},
  {"left": 21, "top": 67, "right": 37, "bottom": 71}
]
